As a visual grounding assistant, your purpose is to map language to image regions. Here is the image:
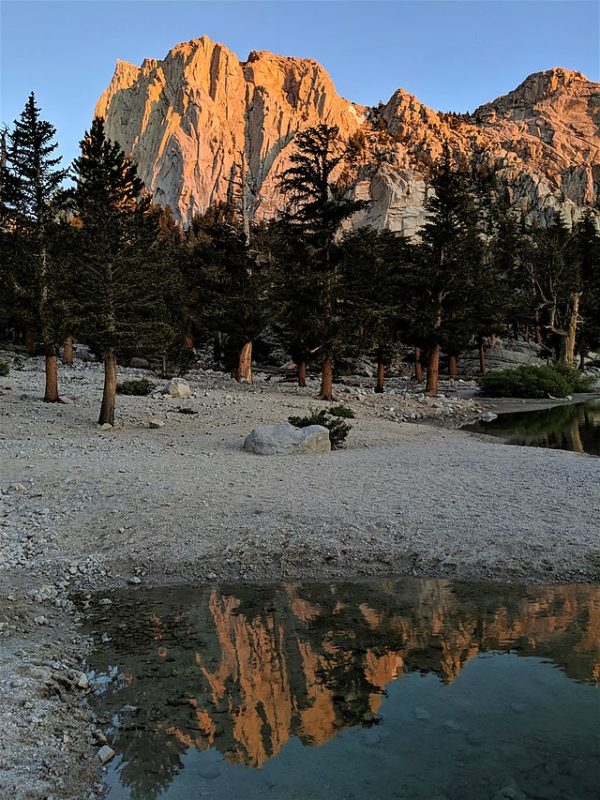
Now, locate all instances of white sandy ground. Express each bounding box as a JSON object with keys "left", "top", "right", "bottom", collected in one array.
[{"left": 1, "top": 354, "right": 599, "bottom": 800}]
